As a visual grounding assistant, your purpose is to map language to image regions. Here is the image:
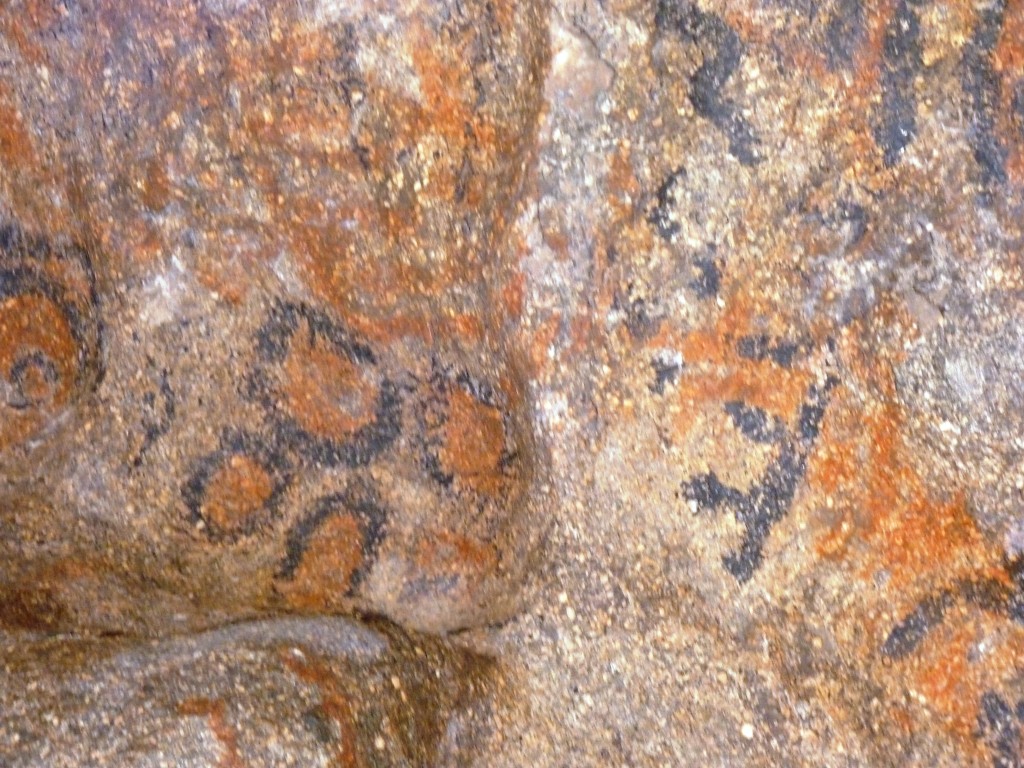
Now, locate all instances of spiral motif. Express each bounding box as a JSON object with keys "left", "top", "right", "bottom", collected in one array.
[{"left": 0, "top": 225, "right": 101, "bottom": 456}]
